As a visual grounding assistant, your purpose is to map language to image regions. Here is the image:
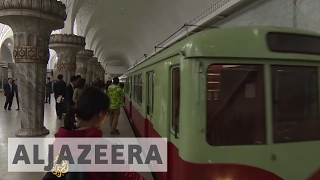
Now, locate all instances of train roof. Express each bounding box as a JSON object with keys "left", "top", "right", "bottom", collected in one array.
[{"left": 123, "top": 26, "right": 320, "bottom": 76}]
